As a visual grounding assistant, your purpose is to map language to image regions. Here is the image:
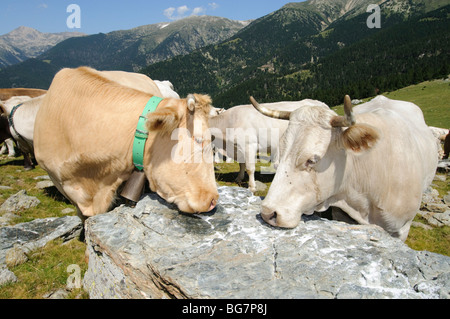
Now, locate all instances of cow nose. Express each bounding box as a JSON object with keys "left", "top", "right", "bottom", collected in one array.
[
  {"left": 261, "top": 206, "right": 278, "bottom": 227},
  {"left": 208, "top": 197, "right": 218, "bottom": 212}
]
